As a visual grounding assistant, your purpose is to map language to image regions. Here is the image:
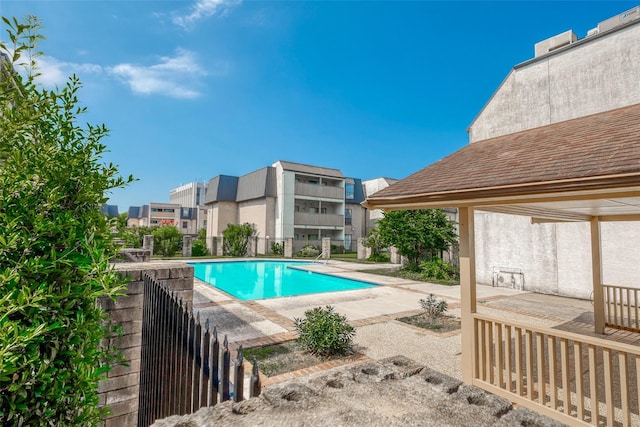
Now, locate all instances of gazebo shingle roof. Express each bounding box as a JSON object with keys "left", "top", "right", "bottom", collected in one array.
[{"left": 366, "top": 103, "right": 640, "bottom": 207}]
